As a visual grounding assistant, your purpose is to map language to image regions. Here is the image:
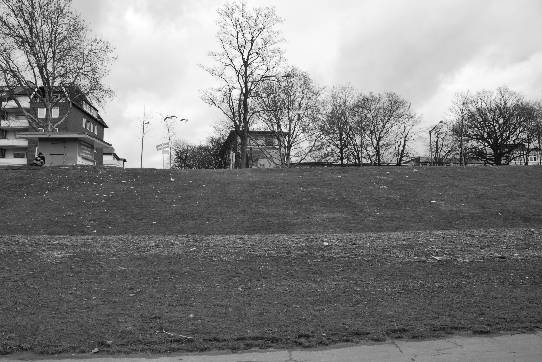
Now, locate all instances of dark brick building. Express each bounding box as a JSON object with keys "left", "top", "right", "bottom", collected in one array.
[{"left": 0, "top": 88, "right": 116, "bottom": 167}]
